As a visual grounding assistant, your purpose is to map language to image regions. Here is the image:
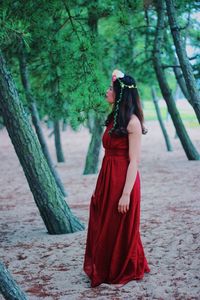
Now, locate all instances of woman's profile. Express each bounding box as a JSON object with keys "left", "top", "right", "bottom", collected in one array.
[{"left": 83, "top": 69, "right": 150, "bottom": 287}]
